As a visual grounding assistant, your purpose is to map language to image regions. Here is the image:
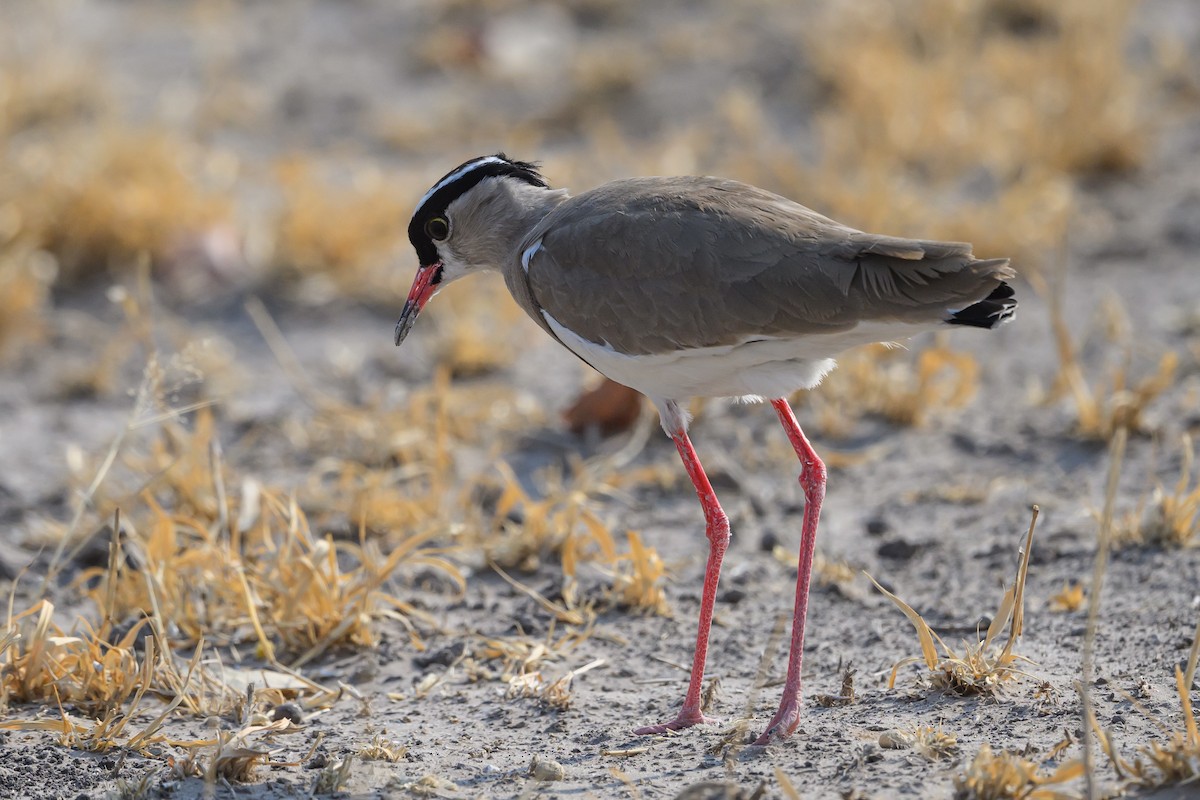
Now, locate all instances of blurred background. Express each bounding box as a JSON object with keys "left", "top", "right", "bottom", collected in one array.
[{"left": 3, "top": 0, "right": 1195, "bottom": 312}]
